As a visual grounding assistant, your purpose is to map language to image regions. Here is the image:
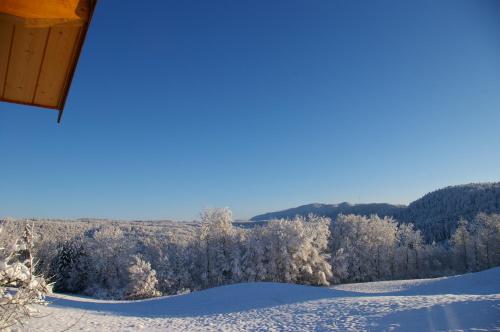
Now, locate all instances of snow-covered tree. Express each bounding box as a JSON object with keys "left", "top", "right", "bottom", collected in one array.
[
  {"left": 5, "top": 209, "right": 497, "bottom": 301},
  {"left": 453, "top": 213, "right": 500, "bottom": 272},
  {"left": 241, "top": 227, "right": 267, "bottom": 282},
  {"left": 296, "top": 215, "right": 332, "bottom": 285},
  {"left": 0, "top": 222, "right": 50, "bottom": 329},
  {"left": 396, "top": 223, "right": 423, "bottom": 278},
  {"left": 198, "top": 208, "right": 239, "bottom": 287},
  {"left": 330, "top": 248, "right": 349, "bottom": 283},
  {"left": 450, "top": 219, "right": 472, "bottom": 272},
  {"left": 125, "top": 255, "right": 160, "bottom": 300},
  {"left": 472, "top": 213, "right": 500, "bottom": 269},
  {"left": 256, "top": 215, "right": 332, "bottom": 285},
  {"left": 84, "top": 226, "right": 134, "bottom": 298},
  {"left": 330, "top": 214, "right": 398, "bottom": 282}
]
